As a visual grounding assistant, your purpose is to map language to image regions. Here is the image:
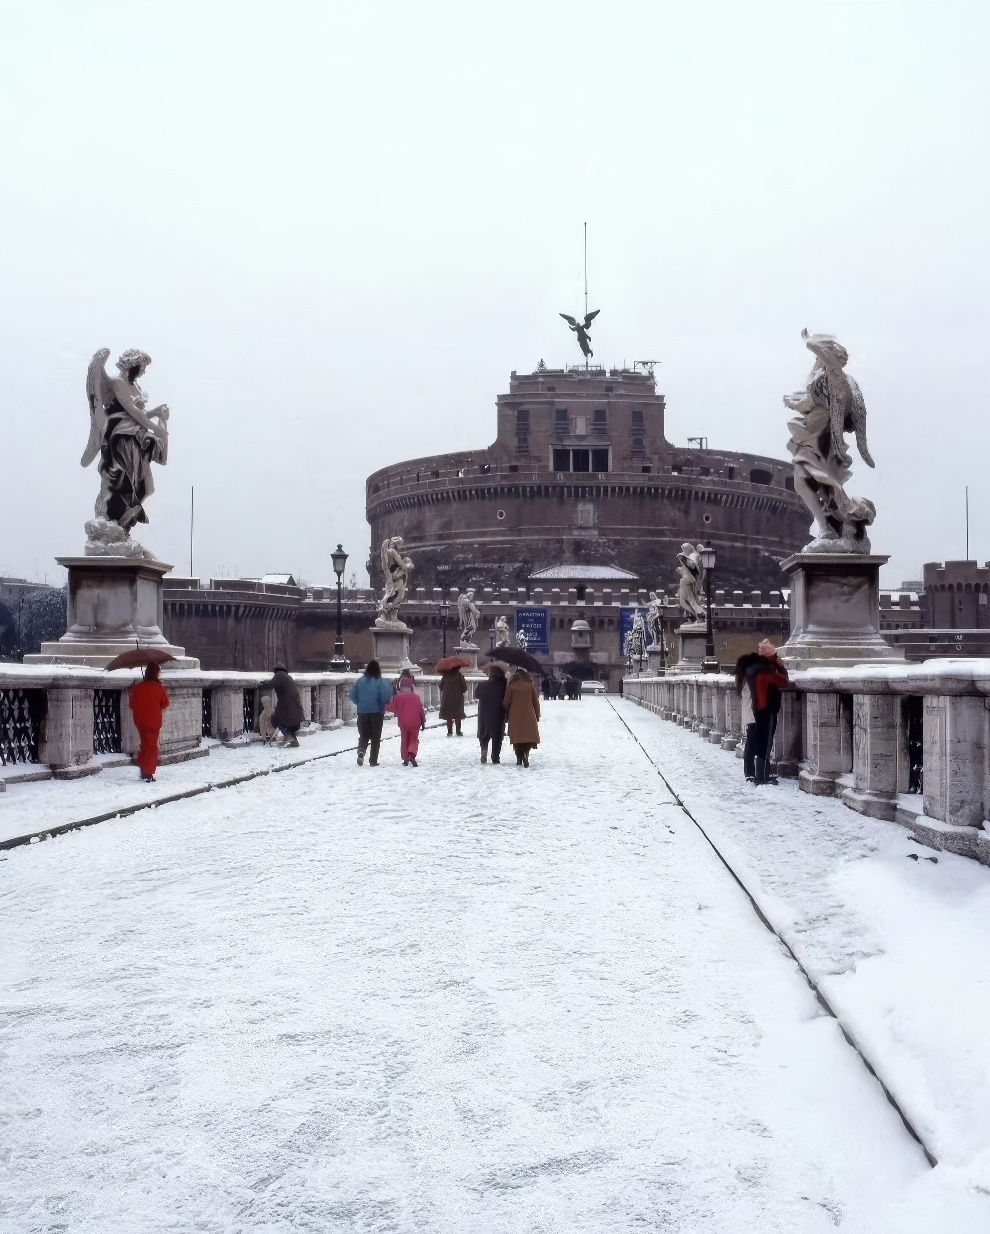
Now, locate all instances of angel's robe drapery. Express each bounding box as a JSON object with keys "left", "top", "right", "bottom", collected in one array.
[{"left": 101, "top": 400, "right": 168, "bottom": 531}]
